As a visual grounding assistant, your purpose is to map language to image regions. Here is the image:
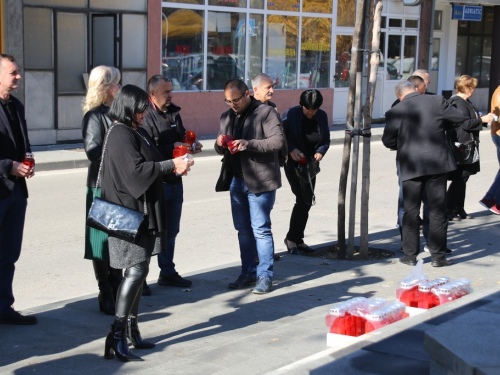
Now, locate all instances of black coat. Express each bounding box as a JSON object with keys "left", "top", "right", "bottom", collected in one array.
[
  {"left": 82, "top": 104, "right": 113, "bottom": 187},
  {"left": 382, "top": 92, "right": 467, "bottom": 181},
  {"left": 0, "top": 95, "right": 31, "bottom": 199},
  {"left": 281, "top": 105, "right": 330, "bottom": 170},
  {"left": 141, "top": 101, "right": 185, "bottom": 184},
  {"left": 100, "top": 124, "right": 167, "bottom": 235},
  {"left": 446, "top": 95, "right": 483, "bottom": 174}
]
